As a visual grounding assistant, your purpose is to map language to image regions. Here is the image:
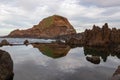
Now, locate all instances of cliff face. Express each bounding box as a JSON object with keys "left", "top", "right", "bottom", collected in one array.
[
  {"left": 8, "top": 15, "right": 76, "bottom": 38},
  {"left": 84, "top": 23, "right": 120, "bottom": 46}
]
